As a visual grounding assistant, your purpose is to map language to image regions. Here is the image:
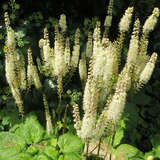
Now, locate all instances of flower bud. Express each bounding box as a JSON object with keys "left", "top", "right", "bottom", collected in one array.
[
  {"left": 119, "top": 7, "right": 133, "bottom": 32},
  {"left": 143, "top": 8, "right": 159, "bottom": 34},
  {"left": 139, "top": 52, "right": 157, "bottom": 84}
]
